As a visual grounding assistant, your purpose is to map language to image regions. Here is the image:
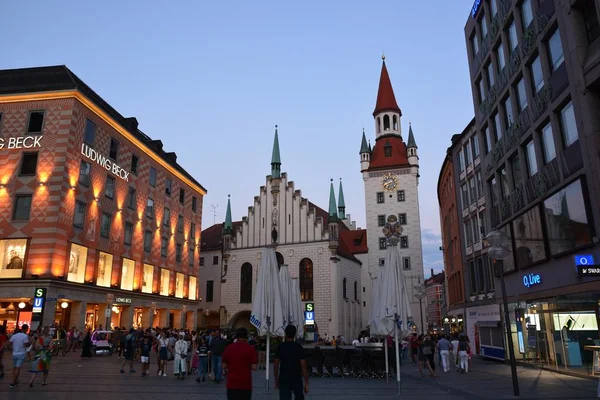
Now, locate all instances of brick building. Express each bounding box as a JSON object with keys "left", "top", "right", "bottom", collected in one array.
[
  {"left": 437, "top": 140, "right": 465, "bottom": 328},
  {"left": 424, "top": 269, "right": 445, "bottom": 332},
  {"left": 0, "top": 66, "right": 206, "bottom": 332}
]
